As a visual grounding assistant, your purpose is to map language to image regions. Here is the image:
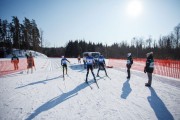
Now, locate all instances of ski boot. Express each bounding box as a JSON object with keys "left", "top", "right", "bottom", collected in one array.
[{"left": 145, "top": 83, "right": 151, "bottom": 87}]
